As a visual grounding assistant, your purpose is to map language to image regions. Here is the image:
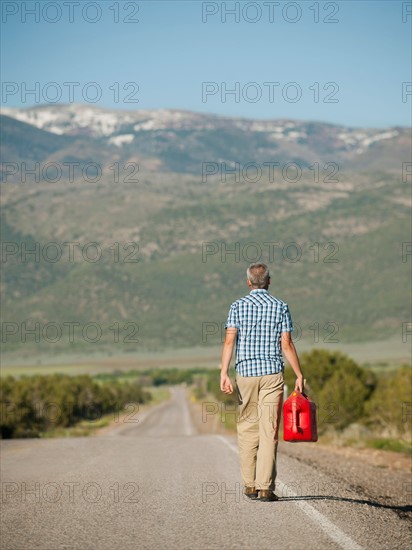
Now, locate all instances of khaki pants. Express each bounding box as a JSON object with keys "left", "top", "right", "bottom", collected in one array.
[{"left": 235, "top": 372, "right": 284, "bottom": 491}]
